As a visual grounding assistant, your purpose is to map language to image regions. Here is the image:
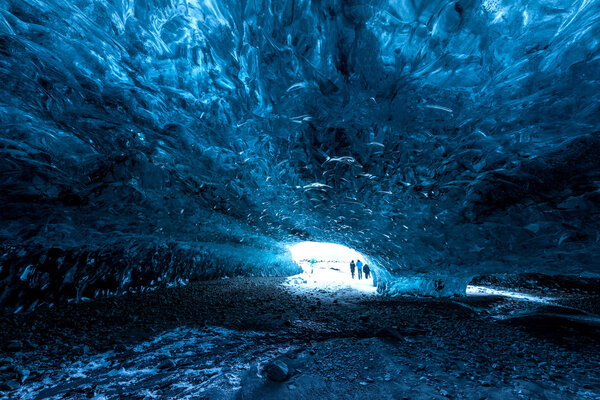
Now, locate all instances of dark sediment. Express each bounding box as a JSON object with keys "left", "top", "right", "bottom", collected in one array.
[{"left": 0, "top": 277, "right": 599, "bottom": 399}]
